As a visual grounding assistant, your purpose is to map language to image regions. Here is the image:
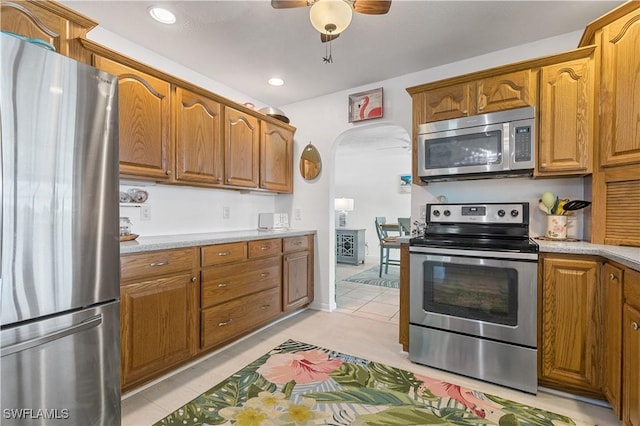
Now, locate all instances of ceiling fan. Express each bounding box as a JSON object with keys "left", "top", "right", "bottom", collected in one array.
[{"left": 271, "top": 0, "right": 392, "bottom": 43}]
